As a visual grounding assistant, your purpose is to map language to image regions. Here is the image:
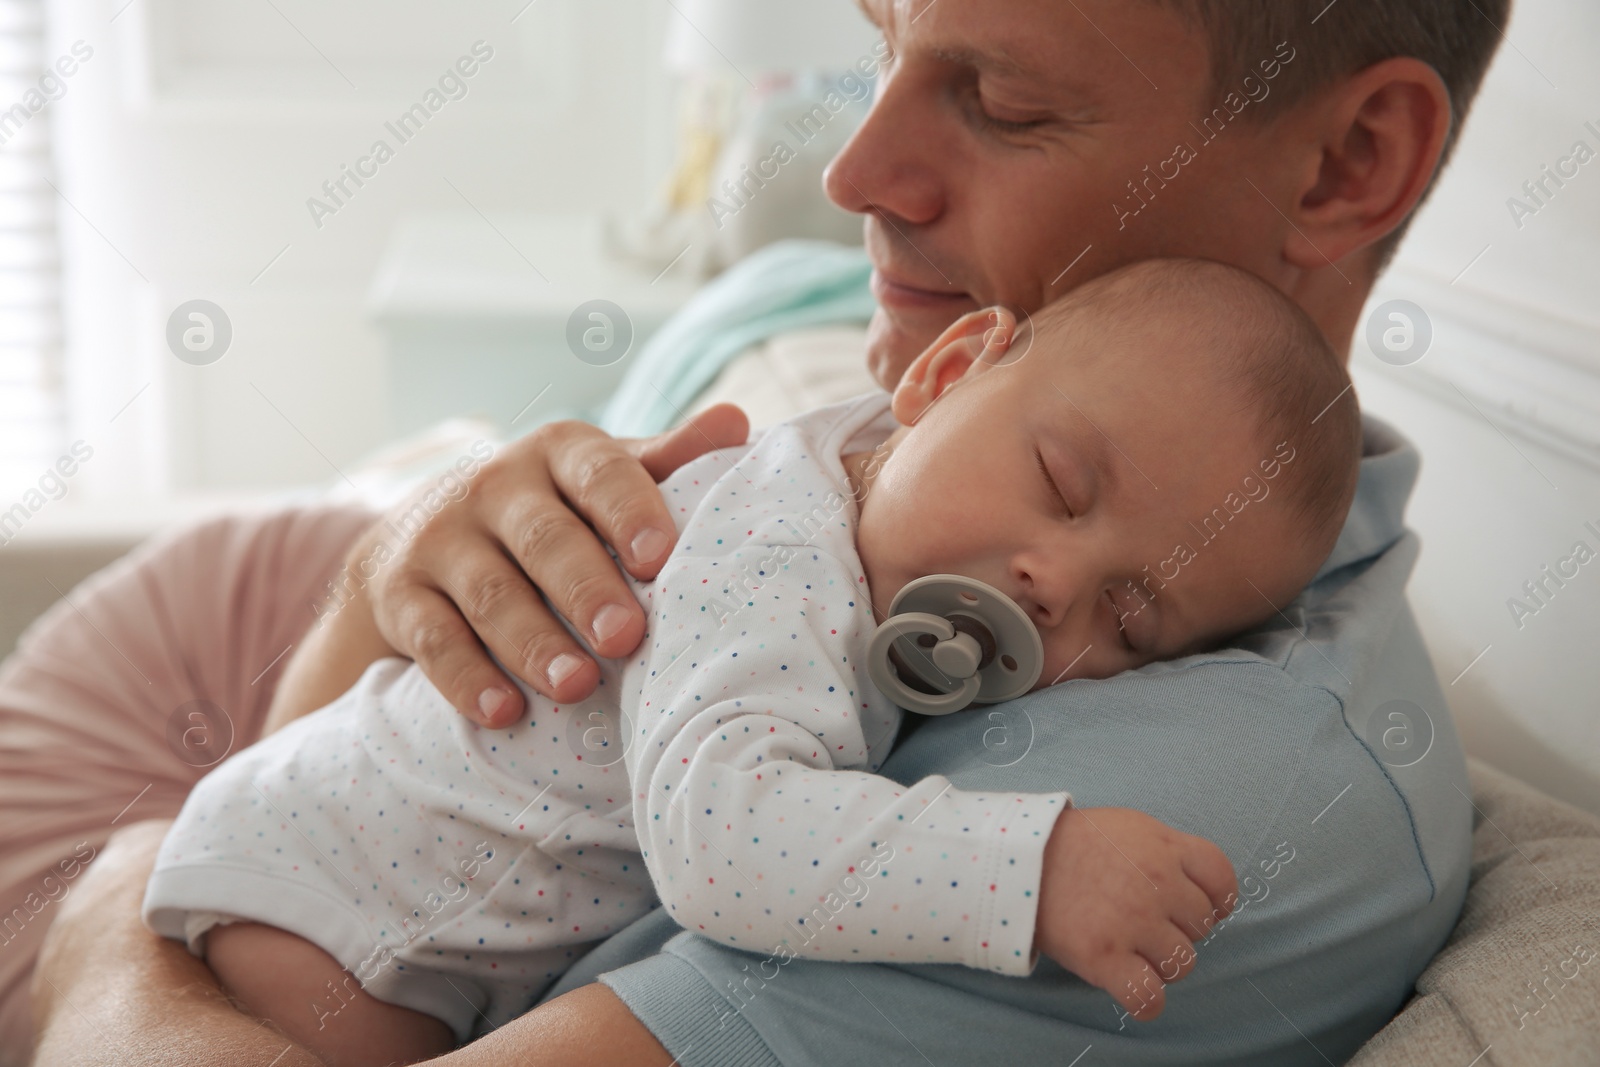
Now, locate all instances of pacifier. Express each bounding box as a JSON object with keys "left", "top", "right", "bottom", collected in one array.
[{"left": 866, "top": 575, "right": 1043, "bottom": 716}]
